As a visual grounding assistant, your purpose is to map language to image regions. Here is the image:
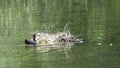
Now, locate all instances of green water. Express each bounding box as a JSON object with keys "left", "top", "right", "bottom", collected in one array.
[{"left": 0, "top": 0, "right": 120, "bottom": 68}]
